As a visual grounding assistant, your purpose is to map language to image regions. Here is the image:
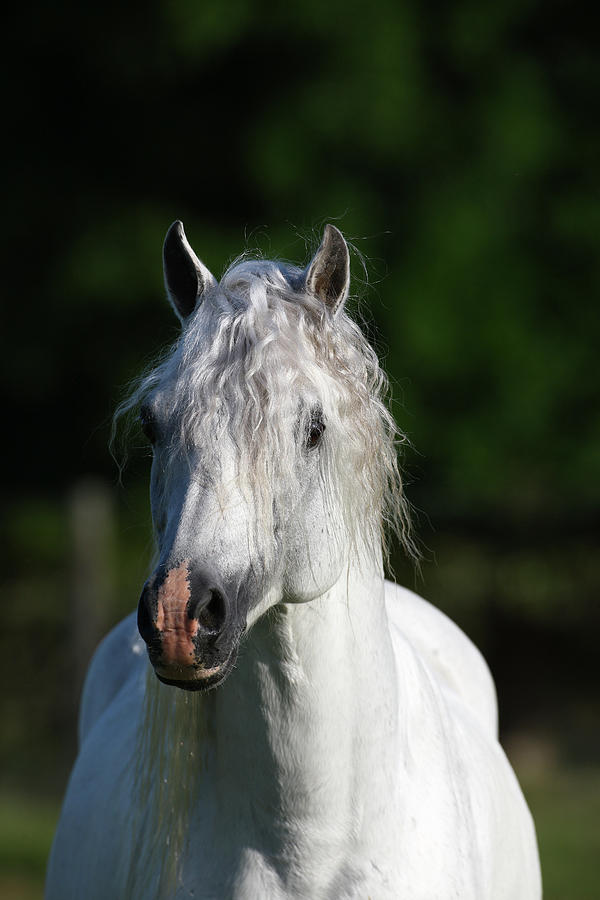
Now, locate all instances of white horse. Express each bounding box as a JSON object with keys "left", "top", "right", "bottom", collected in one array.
[{"left": 46, "top": 223, "right": 541, "bottom": 899}]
